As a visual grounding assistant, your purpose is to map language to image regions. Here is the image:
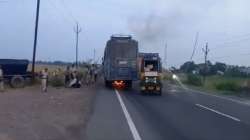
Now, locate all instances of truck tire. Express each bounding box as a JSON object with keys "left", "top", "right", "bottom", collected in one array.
[
  {"left": 126, "top": 81, "right": 132, "bottom": 89},
  {"left": 11, "top": 75, "right": 25, "bottom": 88},
  {"left": 140, "top": 90, "right": 146, "bottom": 95},
  {"left": 105, "top": 80, "right": 111, "bottom": 88},
  {"left": 158, "top": 89, "right": 162, "bottom": 96}
]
